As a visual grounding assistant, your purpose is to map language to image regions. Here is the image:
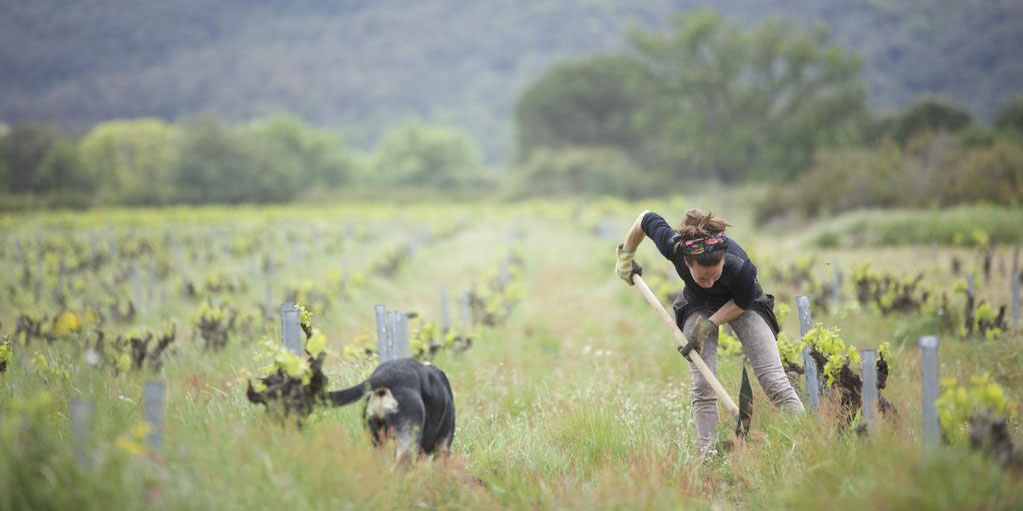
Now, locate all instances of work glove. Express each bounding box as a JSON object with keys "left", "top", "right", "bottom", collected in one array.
[
  {"left": 616, "top": 244, "right": 643, "bottom": 285},
  {"left": 679, "top": 316, "right": 716, "bottom": 360}
]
